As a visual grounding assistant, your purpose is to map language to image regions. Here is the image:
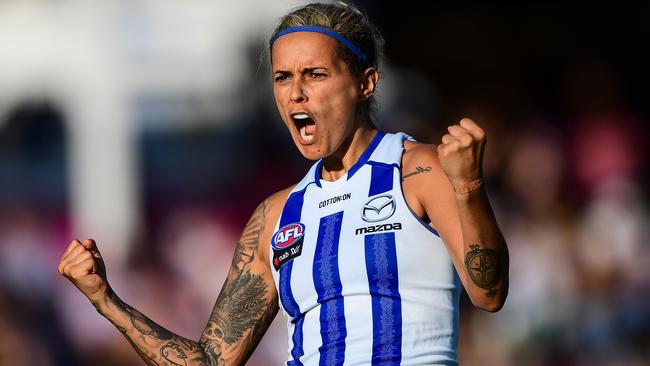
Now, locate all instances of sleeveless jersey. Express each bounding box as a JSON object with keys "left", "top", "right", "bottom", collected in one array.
[{"left": 269, "top": 131, "right": 461, "bottom": 365}]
